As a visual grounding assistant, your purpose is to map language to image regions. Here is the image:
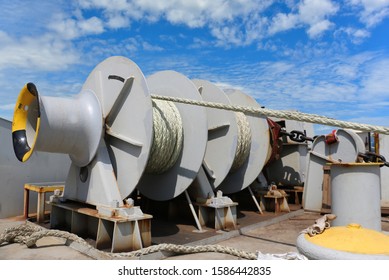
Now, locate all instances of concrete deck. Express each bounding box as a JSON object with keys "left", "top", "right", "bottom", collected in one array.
[{"left": 1, "top": 207, "right": 388, "bottom": 260}]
